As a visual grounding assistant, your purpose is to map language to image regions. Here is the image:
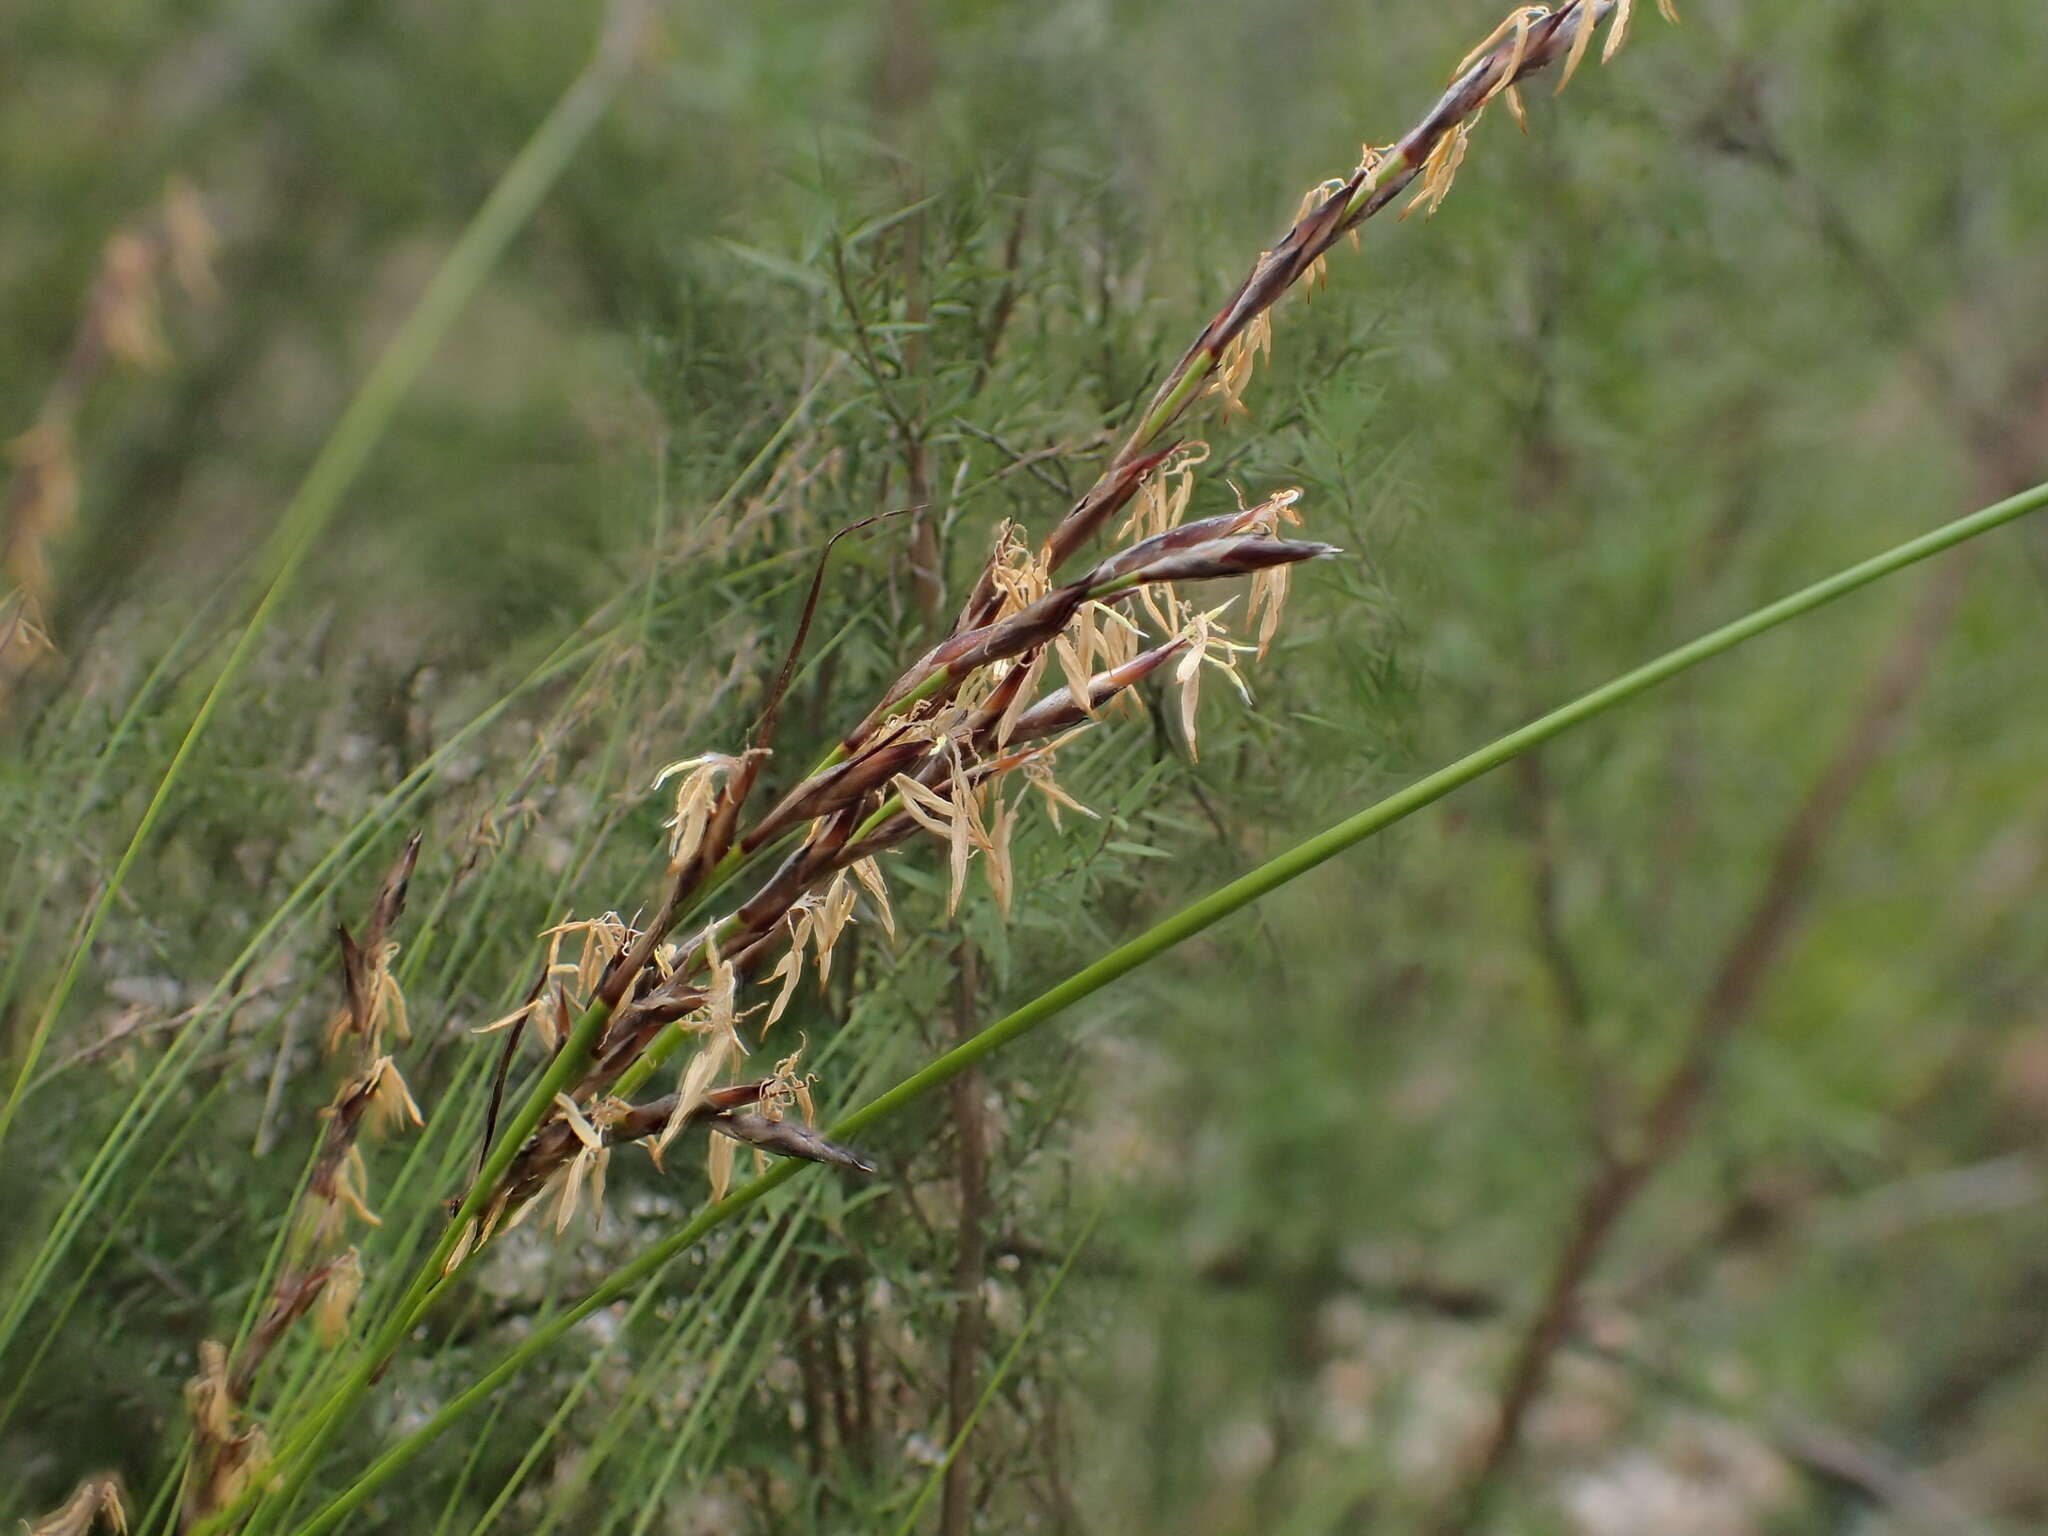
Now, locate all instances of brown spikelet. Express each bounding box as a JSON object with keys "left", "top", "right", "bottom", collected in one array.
[
  {"left": 183, "top": 1340, "right": 272, "bottom": 1527},
  {"left": 710, "top": 1111, "right": 876, "bottom": 1174}
]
